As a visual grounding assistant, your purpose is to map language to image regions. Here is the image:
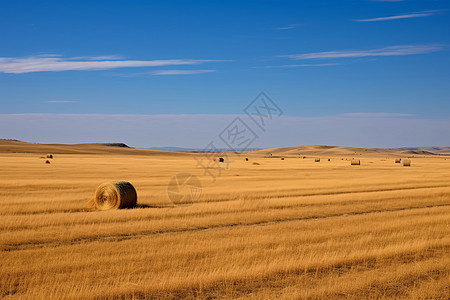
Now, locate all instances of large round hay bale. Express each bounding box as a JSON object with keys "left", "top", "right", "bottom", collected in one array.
[
  {"left": 46, "top": 154, "right": 53, "bottom": 159},
  {"left": 395, "top": 158, "right": 401, "bottom": 163},
  {"left": 351, "top": 159, "right": 360, "bottom": 165},
  {"left": 93, "top": 181, "right": 137, "bottom": 210},
  {"left": 403, "top": 159, "right": 411, "bottom": 167},
  {"left": 315, "top": 158, "right": 320, "bottom": 162}
]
